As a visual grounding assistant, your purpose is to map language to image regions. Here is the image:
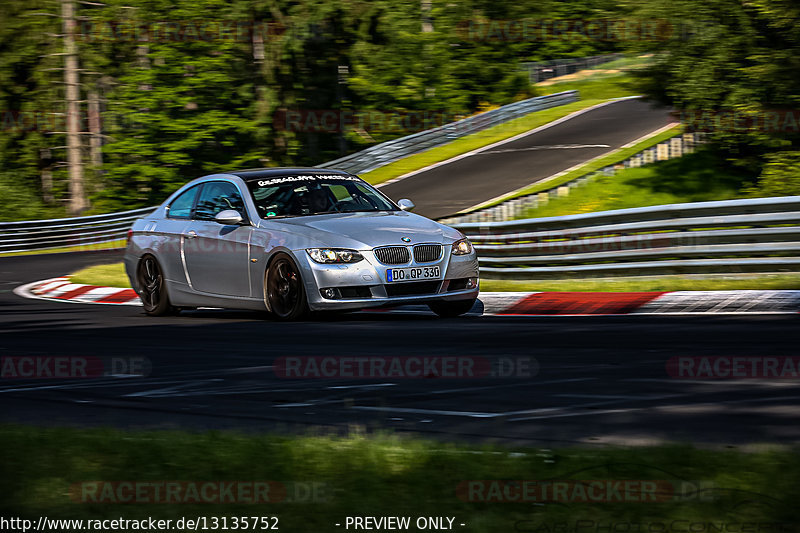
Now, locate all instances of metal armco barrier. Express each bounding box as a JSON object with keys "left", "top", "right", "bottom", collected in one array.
[
  {"left": 452, "top": 196, "right": 800, "bottom": 279},
  {"left": 0, "top": 207, "right": 154, "bottom": 254},
  {"left": 521, "top": 54, "right": 624, "bottom": 84},
  {"left": 318, "top": 91, "right": 578, "bottom": 175}
]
